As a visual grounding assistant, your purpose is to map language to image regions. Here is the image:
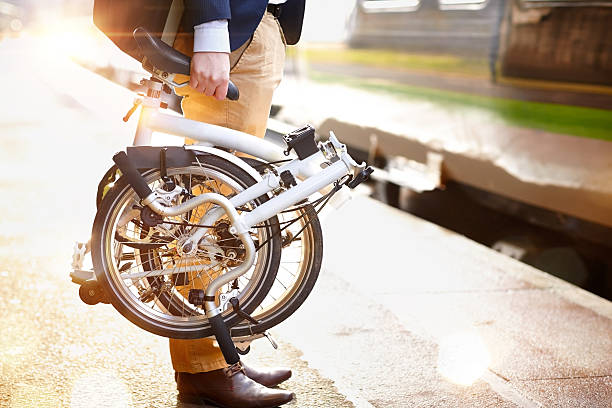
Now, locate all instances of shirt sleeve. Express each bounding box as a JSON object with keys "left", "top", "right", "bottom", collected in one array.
[{"left": 193, "top": 19, "right": 230, "bottom": 53}]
